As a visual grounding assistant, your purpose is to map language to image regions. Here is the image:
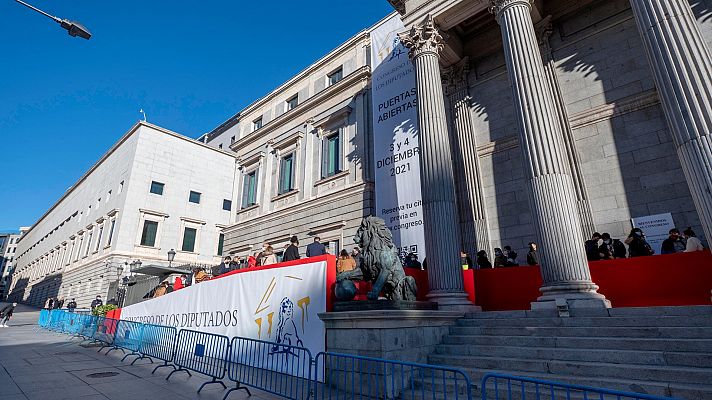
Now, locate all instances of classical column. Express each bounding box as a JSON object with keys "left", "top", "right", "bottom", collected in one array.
[
  {"left": 442, "top": 57, "right": 492, "bottom": 257},
  {"left": 629, "top": 0, "right": 712, "bottom": 242},
  {"left": 399, "top": 16, "right": 475, "bottom": 310},
  {"left": 489, "top": 0, "right": 610, "bottom": 309},
  {"left": 537, "top": 20, "right": 596, "bottom": 239}
]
